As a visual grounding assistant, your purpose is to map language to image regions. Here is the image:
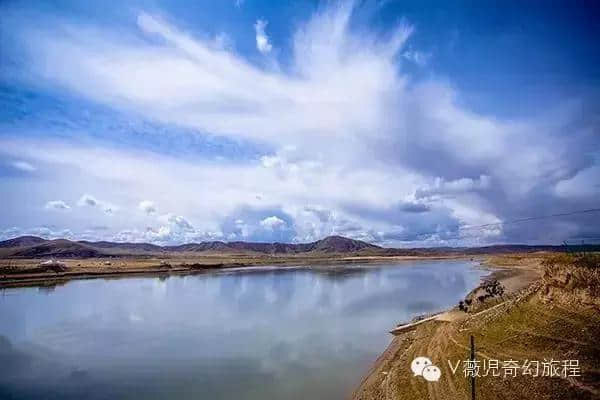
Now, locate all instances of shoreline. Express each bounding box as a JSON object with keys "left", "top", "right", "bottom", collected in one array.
[
  {"left": 350, "top": 254, "right": 544, "bottom": 400},
  {"left": 384, "top": 256, "right": 535, "bottom": 332},
  {"left": 0, "top": 254, "right": 475, "bottom": 289}
]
